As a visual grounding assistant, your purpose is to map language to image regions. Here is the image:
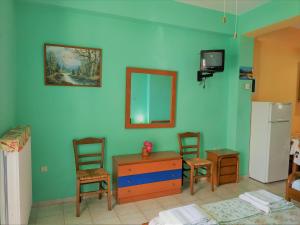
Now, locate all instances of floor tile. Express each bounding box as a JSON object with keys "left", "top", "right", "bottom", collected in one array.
[
  {"left": 64, "top": 209, "right": 92, "bottom": 225},
  {"left": 195, "top": 188, "right": 217, "bottom": 200},
  {"left": 174, "top": 191, "right": 200, "bottom": 204},
  {"left": 140, "top": 207, "right": 164, "bottom": 221},
  {"left": 215, "top": 186, "right": 239, "bottom": 200},
  {"left": 37, "top": 204, "right": 64, "bottom": 218},
  {"left": 93, "top": 216, "right": 121, "bottom": 225},
  {"left": 114, "top": 202, "right": 140, "bottom": 216},
  {"left": 156, "top": 196, "right": 182, "bottom": 209},
  {"left": 63, "top": 201, "right": 89, "bottom": 215},
  {"left": 29, "top": 178, "right": 298, "bottom": 225},
  {"left": 36, "top": 214, "right": 64, "bottom": 225},
  {"left": 293, "top": 200, "right": 300, "bottom": 208},
  {"left": 196, "top": 195, "right": 222, "bottom": 205},
  {"left": 118, "top": 212, "right": 147, "bottom": 225},
  {"left": 135, "top": 199, "right": 163, "bottom": 212},
  {"left": 86, "top": 197, "right": 112, "bottom": 208},
  {"left": 89, "top": 208, "right": 118, "bottom": 220}
]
